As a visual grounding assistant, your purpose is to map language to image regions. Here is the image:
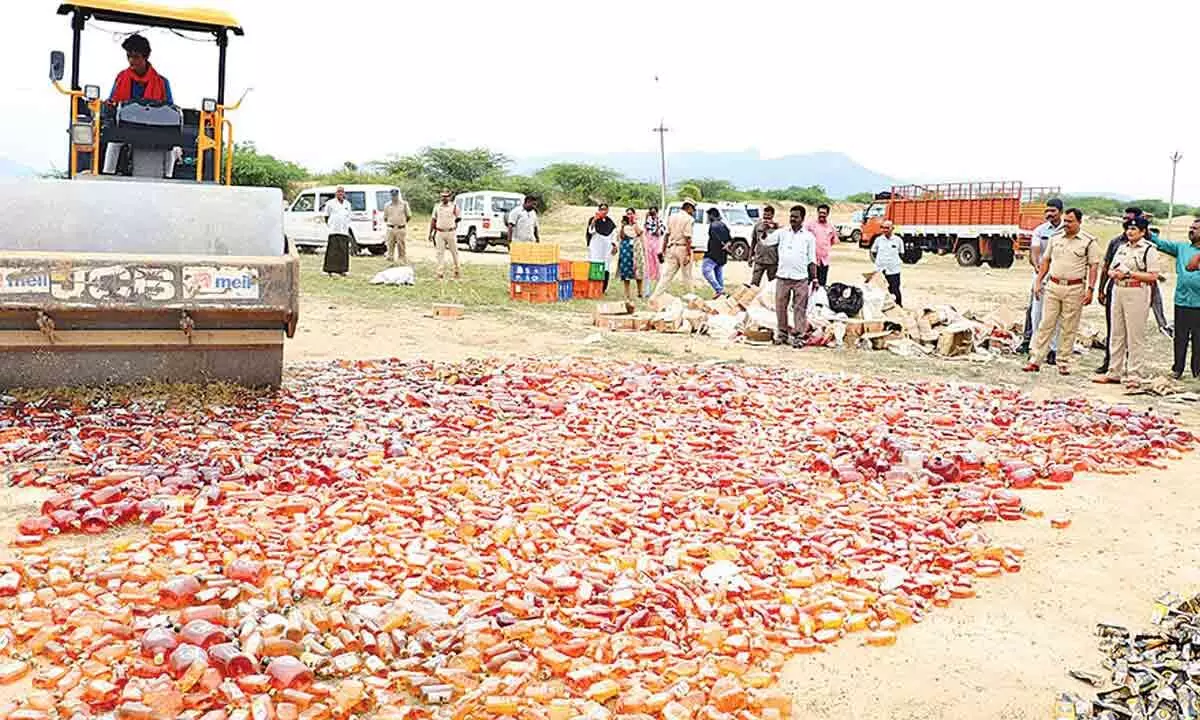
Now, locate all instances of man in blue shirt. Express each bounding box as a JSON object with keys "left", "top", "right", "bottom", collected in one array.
[{"left": 1150, "top": 218, "right": 1200, "bottom": 379}]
